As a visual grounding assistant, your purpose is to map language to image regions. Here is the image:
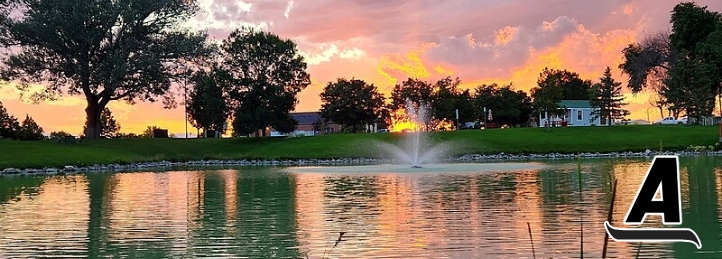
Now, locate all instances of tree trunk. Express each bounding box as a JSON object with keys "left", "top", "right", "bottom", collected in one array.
[{"left": 84, "top": 101, "right": 105, "bottom": 139}]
